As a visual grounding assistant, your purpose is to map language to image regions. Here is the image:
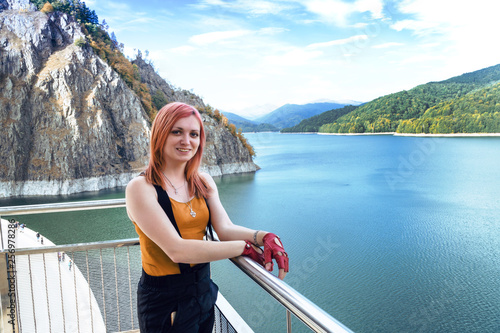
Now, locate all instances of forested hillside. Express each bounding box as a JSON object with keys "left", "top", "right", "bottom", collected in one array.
[
  {"left": 319, "top": 64, "right": 500, "bottom": 134},
  {"left": 397, "top": 82, "right": 500, "bottom": 133}
]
